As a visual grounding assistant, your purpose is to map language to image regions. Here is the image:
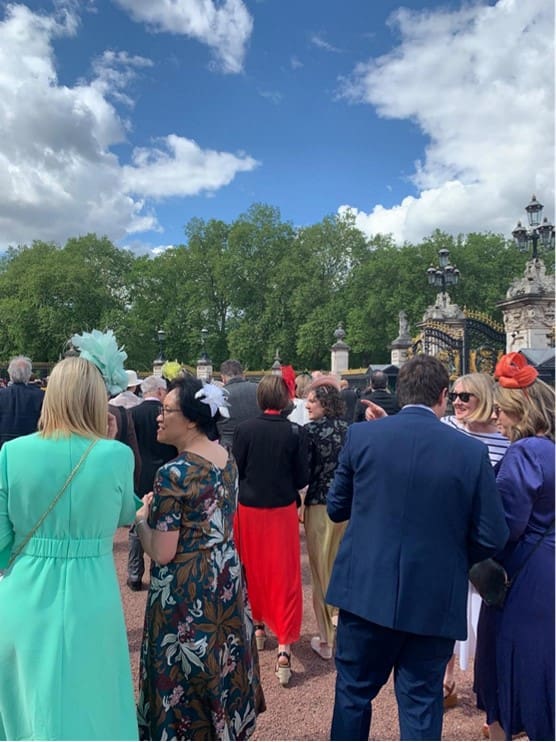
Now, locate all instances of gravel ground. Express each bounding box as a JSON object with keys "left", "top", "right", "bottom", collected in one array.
[{"left": 115, "top": 526, "right": 497, "bottom": 741}]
